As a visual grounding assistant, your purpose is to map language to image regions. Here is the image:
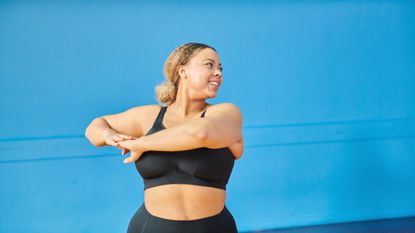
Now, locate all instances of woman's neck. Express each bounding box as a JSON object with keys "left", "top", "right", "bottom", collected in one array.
[{"left": 168, "top": 99, "right": 208, "bottom": 118}]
